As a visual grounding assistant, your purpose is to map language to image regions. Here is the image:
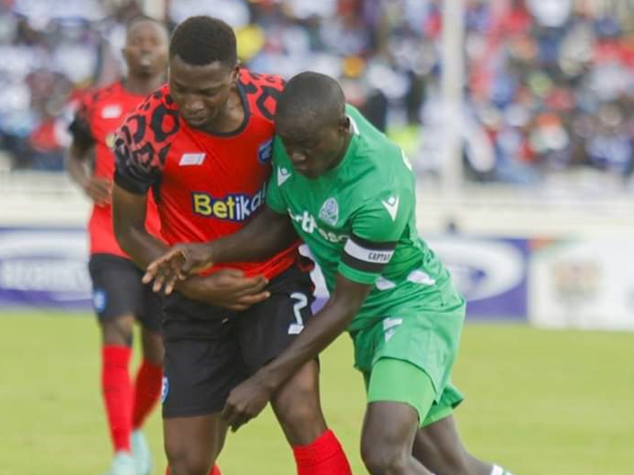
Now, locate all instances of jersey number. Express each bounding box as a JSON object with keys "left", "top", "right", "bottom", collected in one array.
[{"left": 288, "top": 292, "right": 308, "bottom": 335}]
